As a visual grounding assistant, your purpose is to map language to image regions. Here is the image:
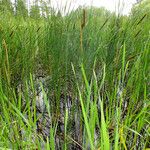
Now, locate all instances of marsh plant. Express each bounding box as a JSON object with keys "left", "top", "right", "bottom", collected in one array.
[{"left": 0, "top": 0, "right": 149, "bottom": 149}]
